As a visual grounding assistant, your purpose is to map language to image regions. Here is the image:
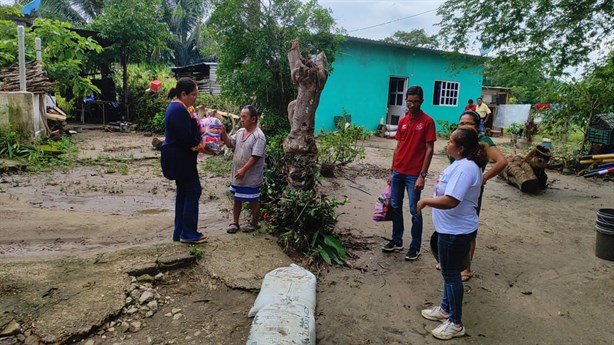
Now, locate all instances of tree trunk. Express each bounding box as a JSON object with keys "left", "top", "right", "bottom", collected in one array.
[
  {"left": 121, "top": 52, "right": 129, "bottom": 121},
  {"left": 284, "top": 40, "right": 328, "bottom": 190},
  {"left": 500, "top": 154, "right": 539, "bottom": 193}
]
